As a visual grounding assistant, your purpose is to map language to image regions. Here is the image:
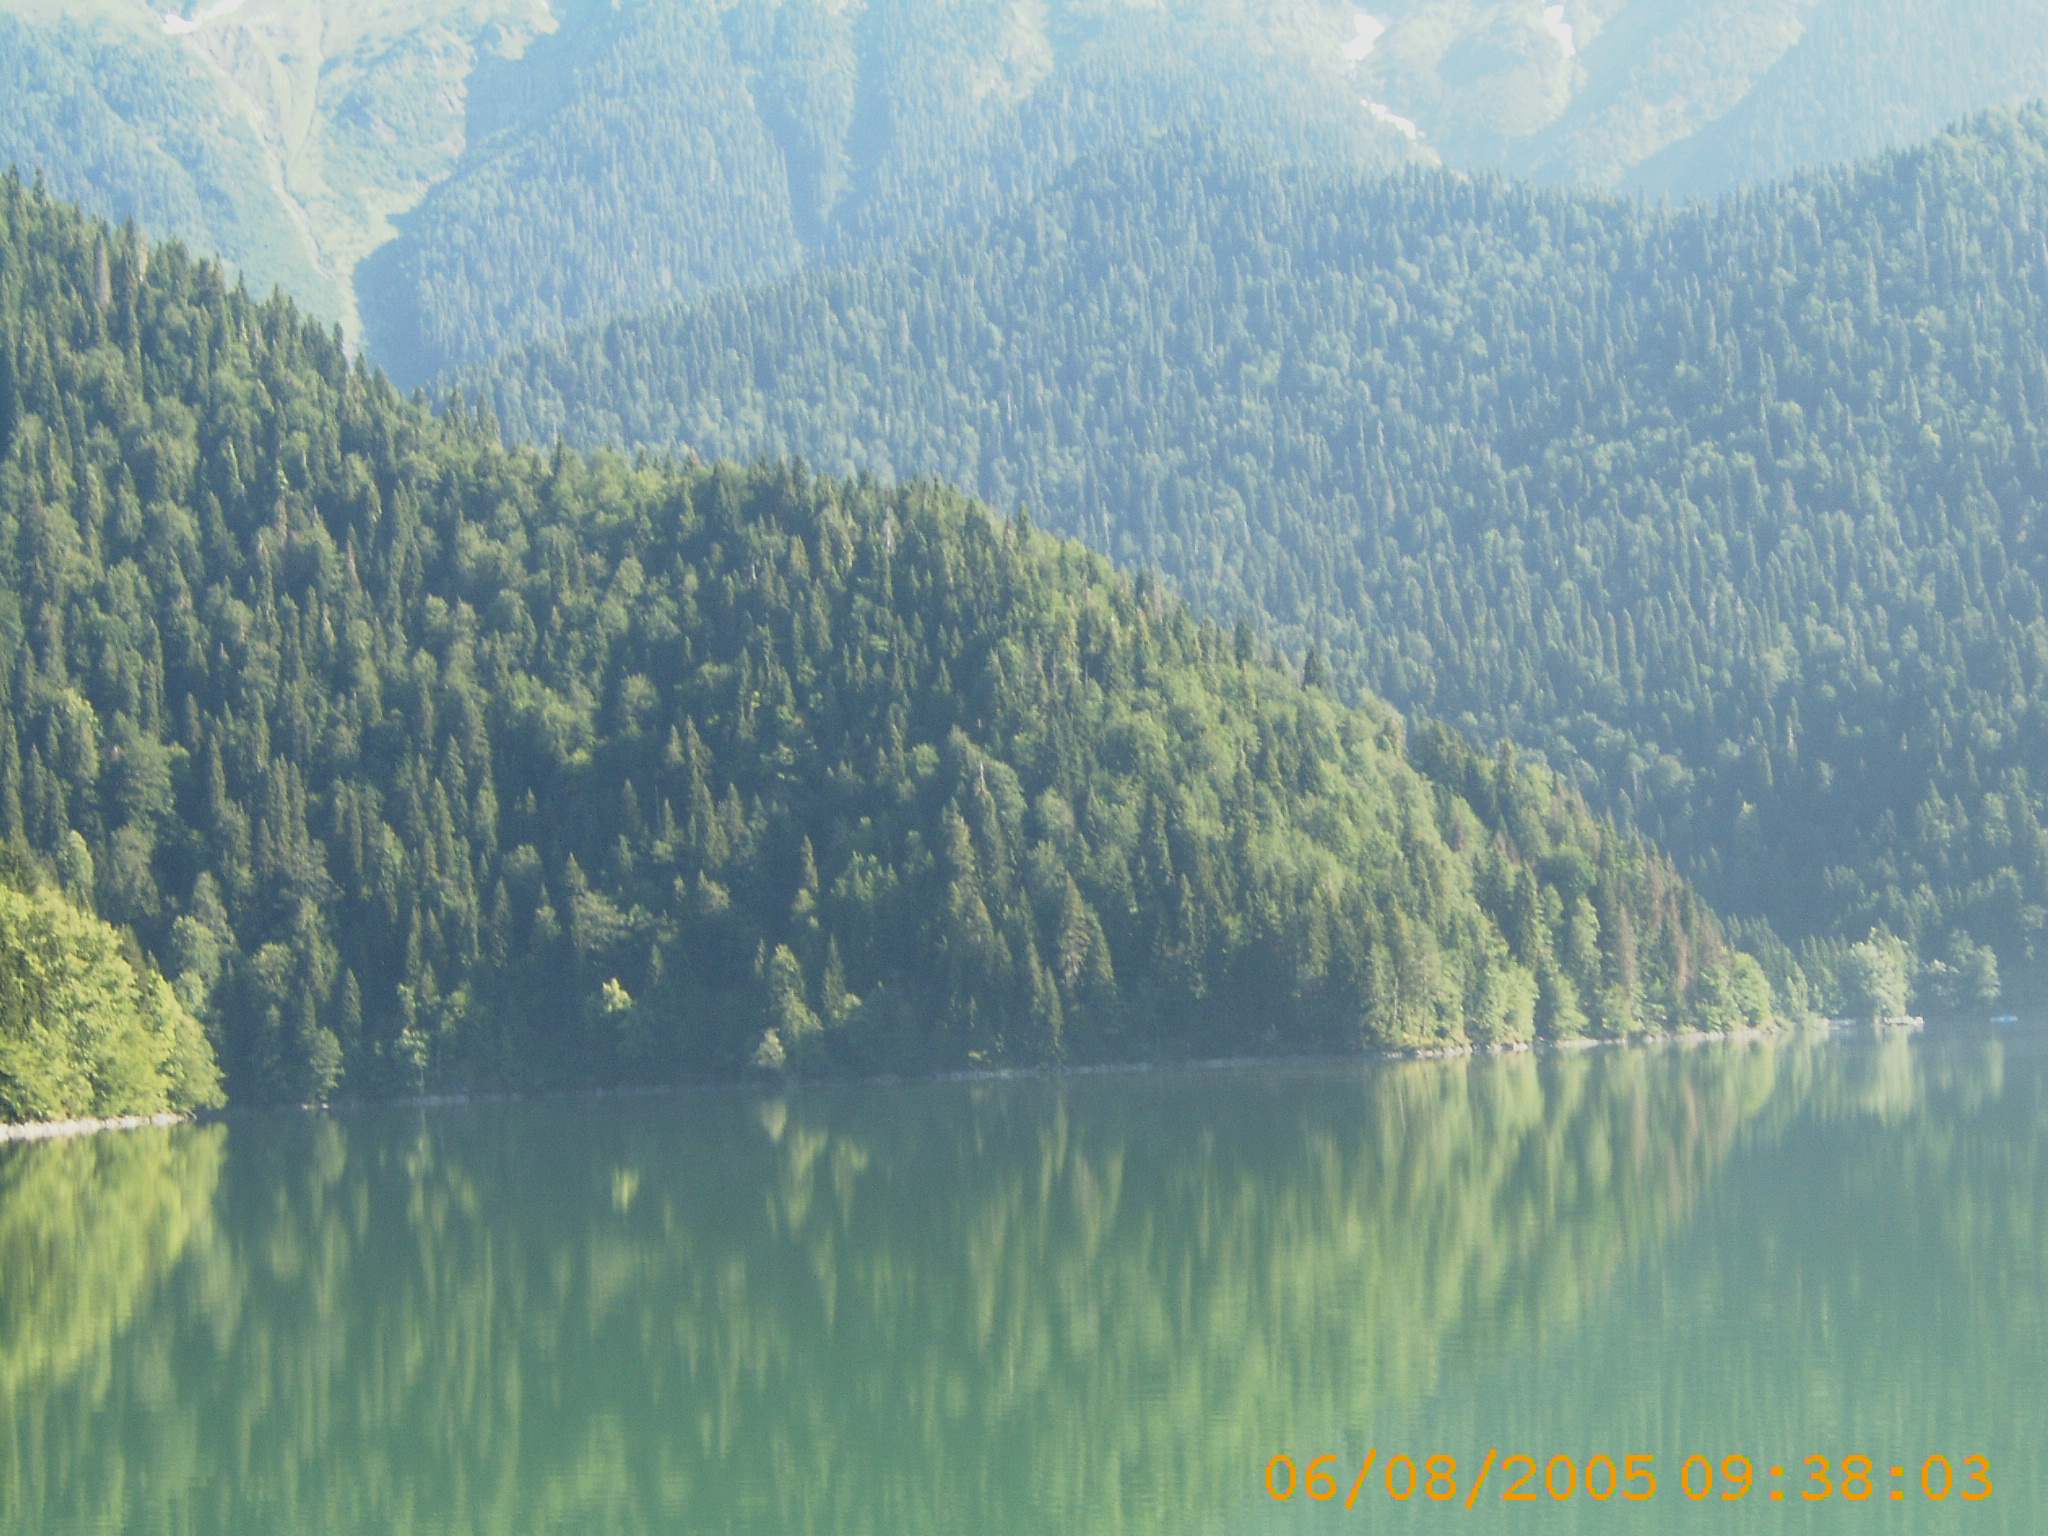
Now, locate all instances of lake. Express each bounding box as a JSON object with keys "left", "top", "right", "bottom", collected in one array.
[{"left": 1, "top": 1025, "right": 2041, "bottom": 1533}]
